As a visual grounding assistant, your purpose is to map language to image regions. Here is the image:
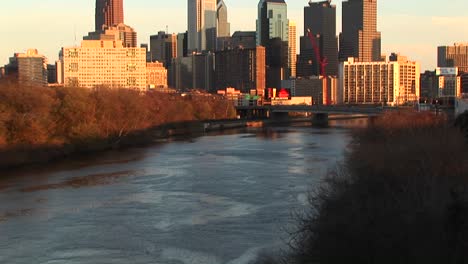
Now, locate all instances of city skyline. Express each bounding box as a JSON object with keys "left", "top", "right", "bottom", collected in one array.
[{"left": 1, "top": 0, "right": 468, "bottom": 71}]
